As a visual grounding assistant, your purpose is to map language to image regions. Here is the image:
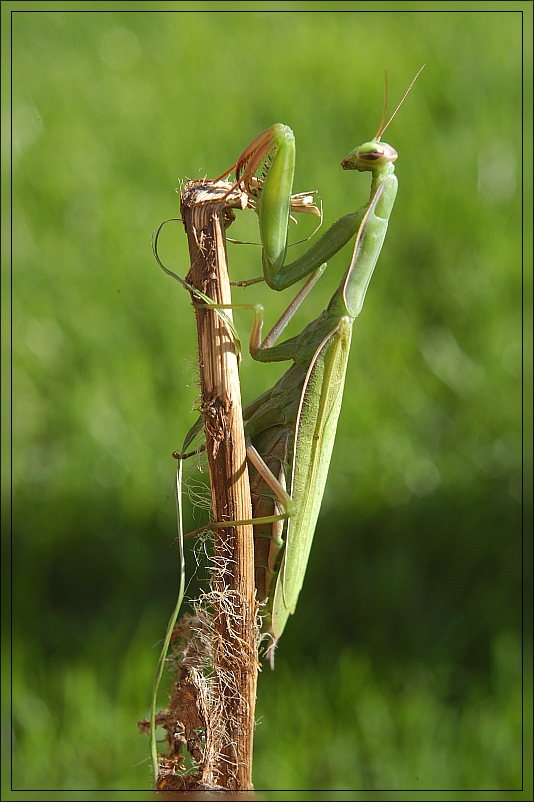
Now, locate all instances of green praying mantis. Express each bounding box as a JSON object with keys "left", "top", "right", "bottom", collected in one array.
[
  {"left": 150, "top": 67, "right": 423, "bottom": 779},
  {"left": 197, "top": 151, "right": 395, "bottom": 647},
  {"left": 177, "top": 67, "right": 423, "bottom": 647},
  {"left": 154, "top": 62, "right": 423, "bottom": 651}
]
